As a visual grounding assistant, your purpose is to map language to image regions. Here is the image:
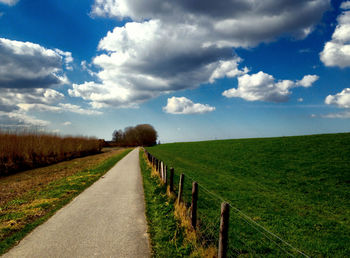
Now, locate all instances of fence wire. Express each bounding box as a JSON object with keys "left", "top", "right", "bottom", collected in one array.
[{"left": 145, "top": 150, "right": 309, "bottom": 258}]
